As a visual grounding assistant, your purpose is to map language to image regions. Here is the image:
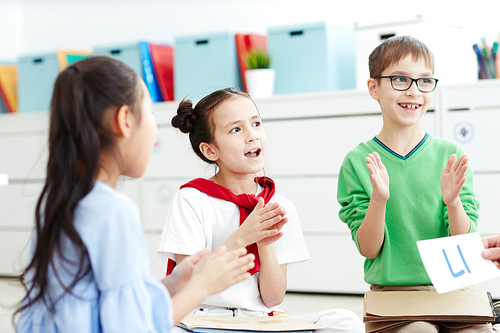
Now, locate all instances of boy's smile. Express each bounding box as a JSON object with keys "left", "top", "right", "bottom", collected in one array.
[{"left": 399, "top": 103, "right": 421, "bottom": 111}]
